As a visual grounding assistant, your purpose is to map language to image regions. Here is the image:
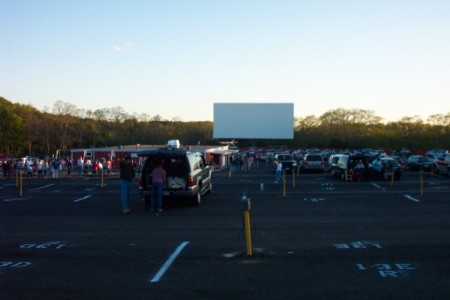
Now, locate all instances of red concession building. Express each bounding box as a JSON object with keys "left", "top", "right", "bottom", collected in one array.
[
  {"left": 70, "top": 143, "right": 234, "bottom": 169},
  {"left": 70, "top": 145, "right": 161, "bottom": 169}
]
